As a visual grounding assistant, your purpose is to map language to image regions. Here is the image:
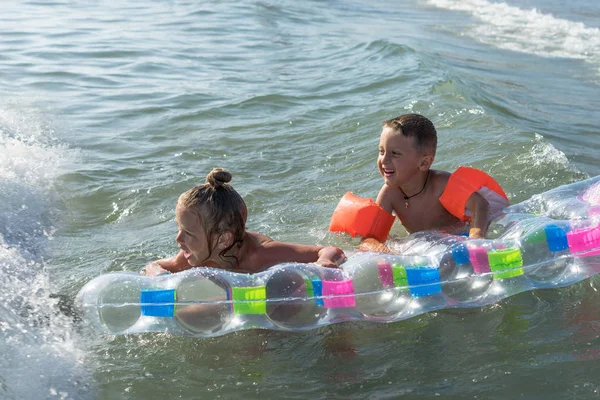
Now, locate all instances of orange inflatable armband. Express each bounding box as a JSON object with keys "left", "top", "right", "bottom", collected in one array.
[
  {"left": 439, "top": 166, "right": 509, "bottom": 221},
  {"left": 329, "top": 192, "right": 395, "bottom": 242}
]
